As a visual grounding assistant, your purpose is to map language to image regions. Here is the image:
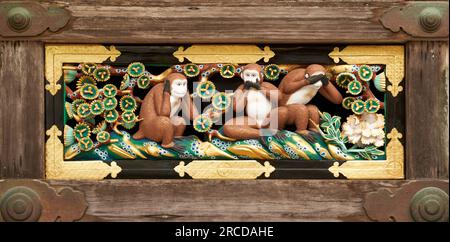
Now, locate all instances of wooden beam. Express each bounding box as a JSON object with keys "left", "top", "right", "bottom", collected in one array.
[
  {"left": 49, "top": 180, "right": 416, "bottom": 222},
  {"left": 406, "top": 41, "right": 449, "bottom": 179},
  {"left": 0, "top": 41, "right": 44, "bottom": 178},
  {"left": 1, "top": 0, "right": 438, "bottom": 43}
]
